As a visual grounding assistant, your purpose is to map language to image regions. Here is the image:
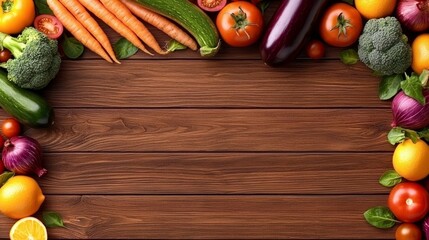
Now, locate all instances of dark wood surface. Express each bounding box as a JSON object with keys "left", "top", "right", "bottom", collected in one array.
[{"left": 0, "top": 1, "right": 399, "bottom": 239}]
